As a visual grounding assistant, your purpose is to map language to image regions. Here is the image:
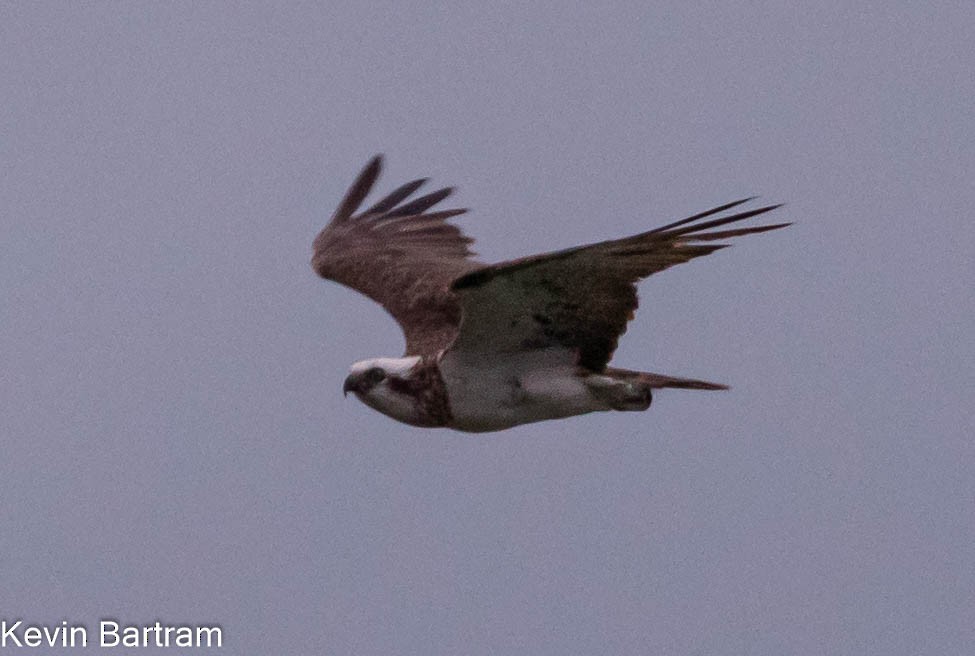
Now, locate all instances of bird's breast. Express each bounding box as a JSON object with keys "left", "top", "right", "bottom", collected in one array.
[{"left": 439, "top": 349, "right": 605, "bottom": 432}]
